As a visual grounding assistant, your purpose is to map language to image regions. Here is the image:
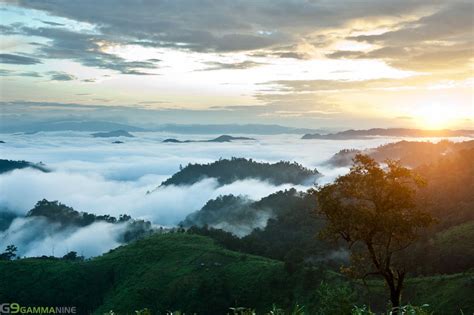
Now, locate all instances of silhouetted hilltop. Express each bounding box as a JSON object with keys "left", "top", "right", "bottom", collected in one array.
[
  {"left": 0, "top": 159, "right": 49, "bottom": 174},
  {"left": 162, "top": 135, "right": 255, "bottom": 143},
  {"left": 303, "top": 128, "right": 474, "bottom": 140},
  {"left": 160, "top": 157, "right": 319, "bottom": 186},
  {"left": 92, "top": 130, "right": 134, "bottom": 138}
]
